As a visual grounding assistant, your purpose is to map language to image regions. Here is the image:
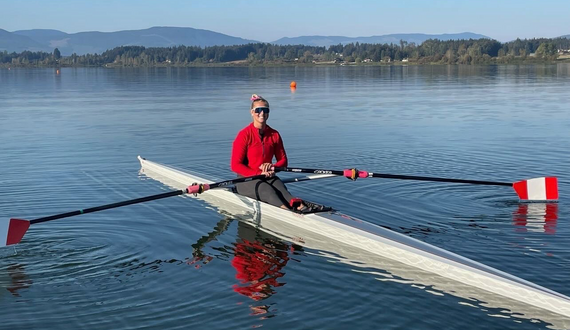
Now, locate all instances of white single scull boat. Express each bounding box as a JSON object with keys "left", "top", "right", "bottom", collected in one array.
[{"left": 138, "top": 156, "right": 570, "bottom": 320}]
